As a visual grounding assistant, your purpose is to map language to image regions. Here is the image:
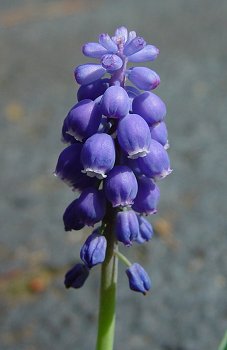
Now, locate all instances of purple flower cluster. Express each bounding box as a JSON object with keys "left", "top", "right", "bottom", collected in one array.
[{"left": 55, "top": 27, "right": 171, "bottom": 294}]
